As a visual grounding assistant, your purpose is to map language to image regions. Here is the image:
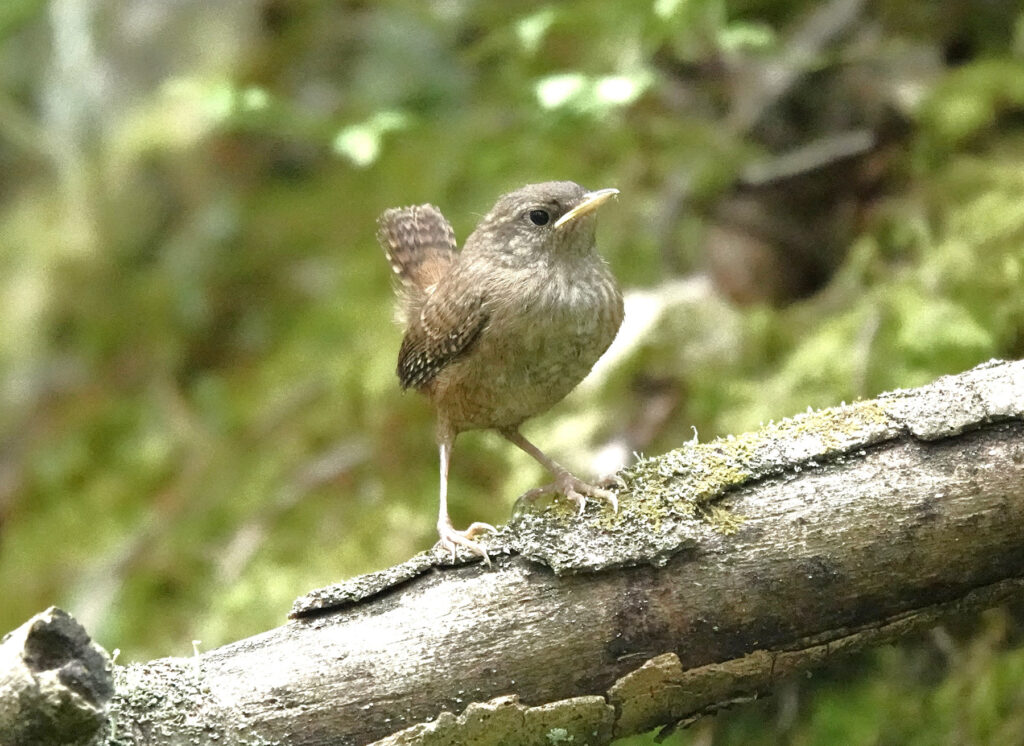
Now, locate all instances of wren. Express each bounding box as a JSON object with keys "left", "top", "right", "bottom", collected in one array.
[{"left": 377, "top": 181, "right": 624, "bottom": 563}]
